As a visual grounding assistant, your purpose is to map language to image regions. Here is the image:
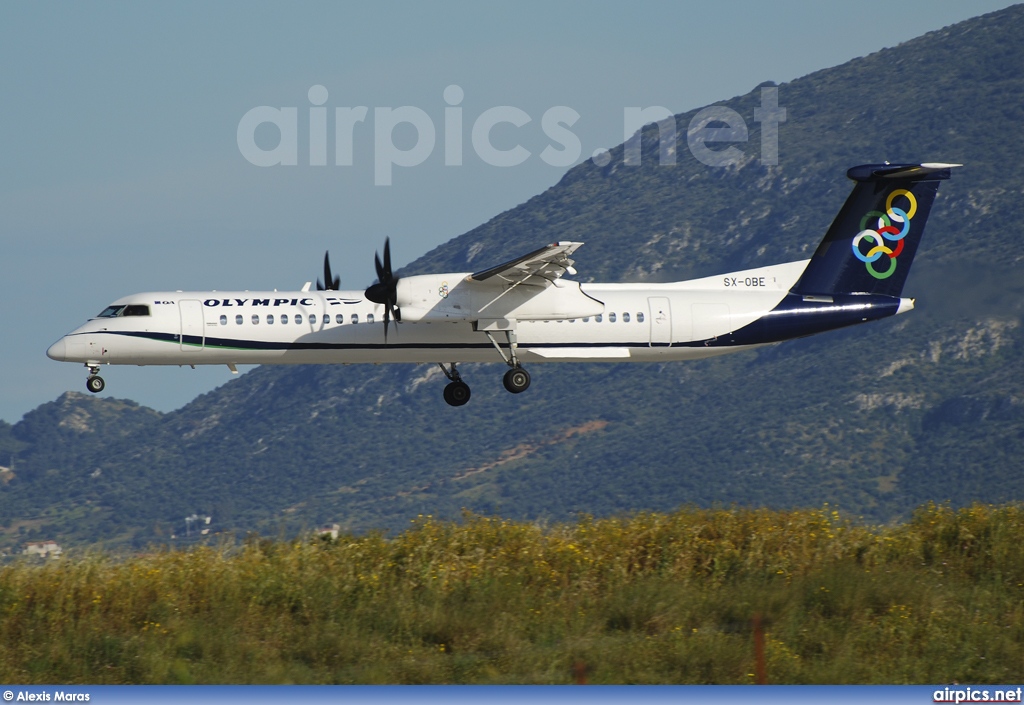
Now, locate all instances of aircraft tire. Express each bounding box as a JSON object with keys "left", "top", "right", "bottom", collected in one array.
[
  {"left": 502, "top": 367, "right": 531, "bottom": 394},
  {"left": 444, "top": 381, "right": 471, "bottom": 406},
  {"left": 86, "top": 376, "right": 105, "bottom": 394}
]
